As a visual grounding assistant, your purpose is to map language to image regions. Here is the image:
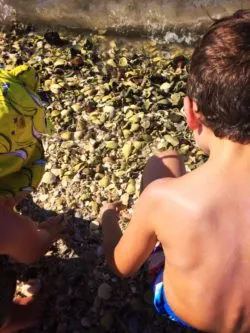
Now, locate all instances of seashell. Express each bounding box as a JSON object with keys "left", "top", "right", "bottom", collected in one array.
[{"left": 122, "top": 142, "right": 132, "bottom": 161}]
